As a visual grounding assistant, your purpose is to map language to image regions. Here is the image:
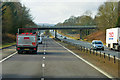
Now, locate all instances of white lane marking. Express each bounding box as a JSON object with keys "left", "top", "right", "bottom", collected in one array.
[
  {"left": 43, "top": 57, "right": 45, "bottom": 59},
  {"left": 42, "top": 63, "right": 45, "bottom": 68},
  {"left": 0, "top": 52, "right": 17, "bottom": 63},
  {"left": 54, "top": 40, "right": 113, "bottom": 79},
  {"left": 41, "top": 78, "right": 44, "bottom": 80},
  {"left": 44, "top": 50, "right": 46, "bottom": 52}
]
